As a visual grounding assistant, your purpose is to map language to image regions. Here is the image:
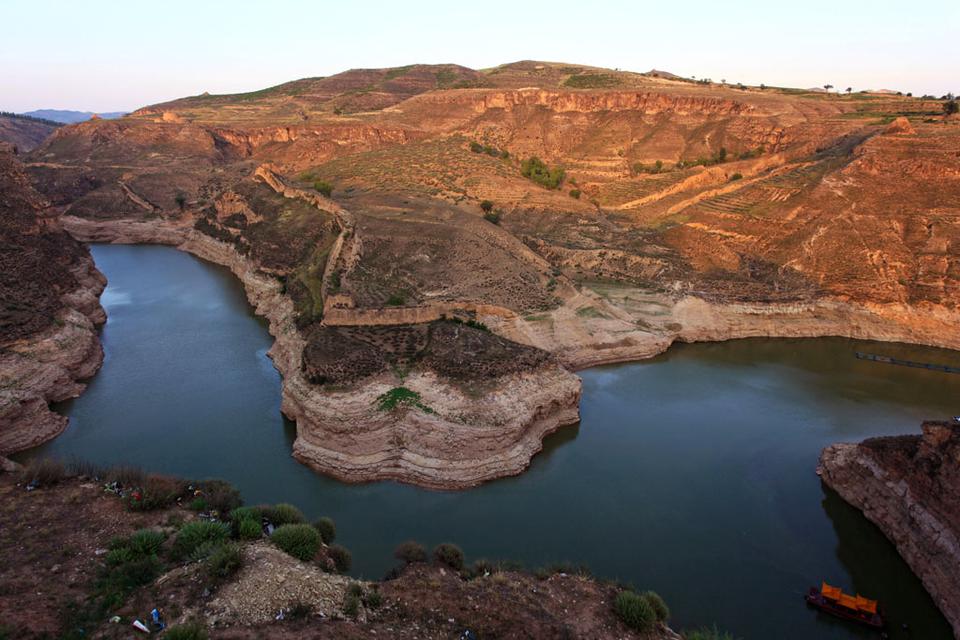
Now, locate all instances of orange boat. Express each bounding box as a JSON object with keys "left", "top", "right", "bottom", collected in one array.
[{"left": 805, "top": 582, "right": 884, "bottom": 629}]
